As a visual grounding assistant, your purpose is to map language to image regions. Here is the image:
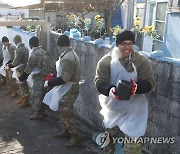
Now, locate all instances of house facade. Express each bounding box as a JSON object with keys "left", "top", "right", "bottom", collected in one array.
[{"left": 144, "top": 0, "right": 180, "bottom": 58}]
